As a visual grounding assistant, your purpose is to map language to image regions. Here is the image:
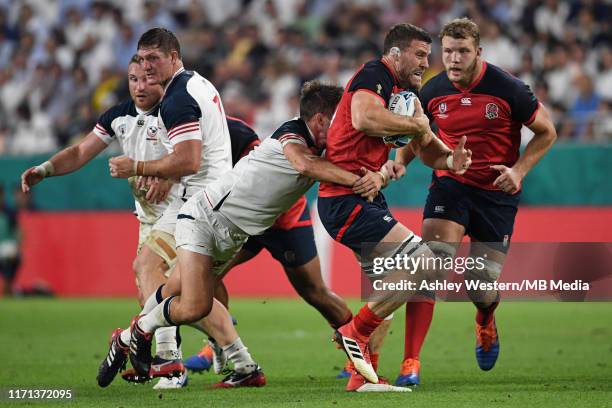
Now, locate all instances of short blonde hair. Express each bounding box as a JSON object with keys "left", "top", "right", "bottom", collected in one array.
[{"left": 439, "top": 18, "right": 480, "bottom": 47}]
